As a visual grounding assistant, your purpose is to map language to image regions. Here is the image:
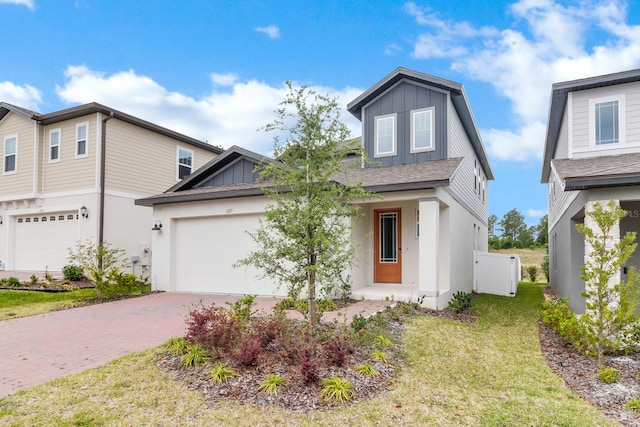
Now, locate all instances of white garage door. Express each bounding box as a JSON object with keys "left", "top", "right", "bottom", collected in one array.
[
  {"left": 174, "top": 214, "right": 275, "bottom": 295},
  {"left": 14, "top": 212, "right": 79, "bottom": 271}
]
